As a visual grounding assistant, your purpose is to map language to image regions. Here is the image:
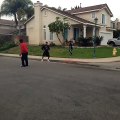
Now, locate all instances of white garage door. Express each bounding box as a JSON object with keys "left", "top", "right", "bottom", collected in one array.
[{"left": 100, "top": 32, "right": 113, "bottom": 45}]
